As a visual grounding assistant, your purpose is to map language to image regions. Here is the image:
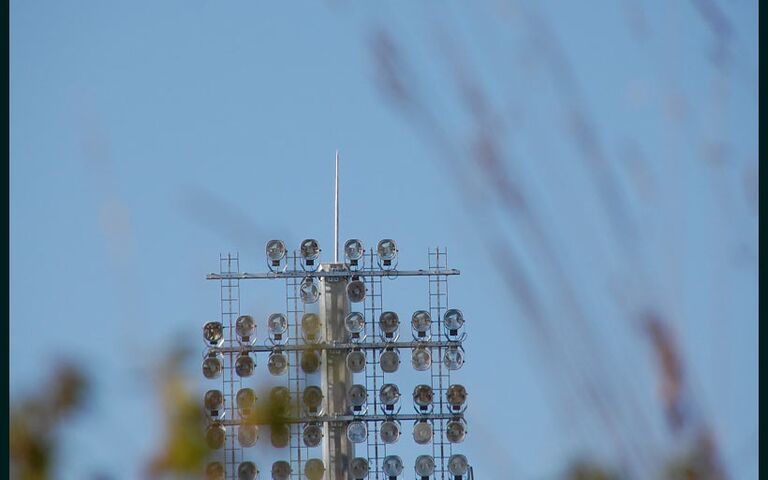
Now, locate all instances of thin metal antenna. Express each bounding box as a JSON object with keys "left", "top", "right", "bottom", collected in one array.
[{"left": 334, "top": 150, "right": 339, "bottom": 263}]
